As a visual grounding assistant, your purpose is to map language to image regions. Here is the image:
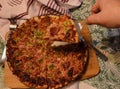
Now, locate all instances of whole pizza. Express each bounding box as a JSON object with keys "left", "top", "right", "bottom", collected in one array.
[{"left": 6, "top": 15, "right": 88, "bottom": 89}]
